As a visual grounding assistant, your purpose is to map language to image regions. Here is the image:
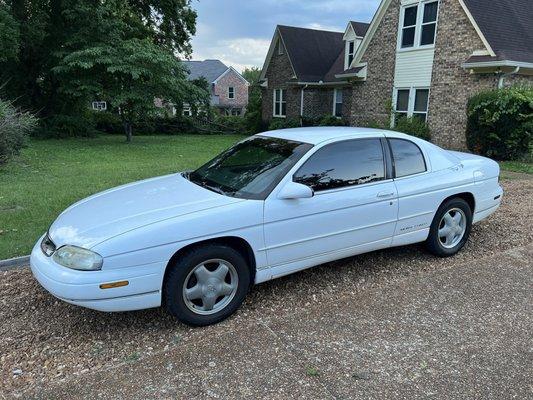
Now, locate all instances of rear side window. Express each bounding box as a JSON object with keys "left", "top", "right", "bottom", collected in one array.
[
  {"left": 389, "top": 139, "right": 426, "bottom": 178},
  {"left": 293, "top": 139, "right": 385, "bottom": 191}
]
